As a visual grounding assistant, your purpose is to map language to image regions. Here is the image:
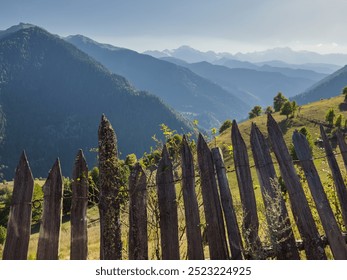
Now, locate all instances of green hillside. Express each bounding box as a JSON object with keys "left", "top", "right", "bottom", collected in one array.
[
  {"left": 216, "top": 95, "right": 346, "bottom": 152},
  {"left": 214, "top": 95, "right": 347, "bottom": 189}
]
